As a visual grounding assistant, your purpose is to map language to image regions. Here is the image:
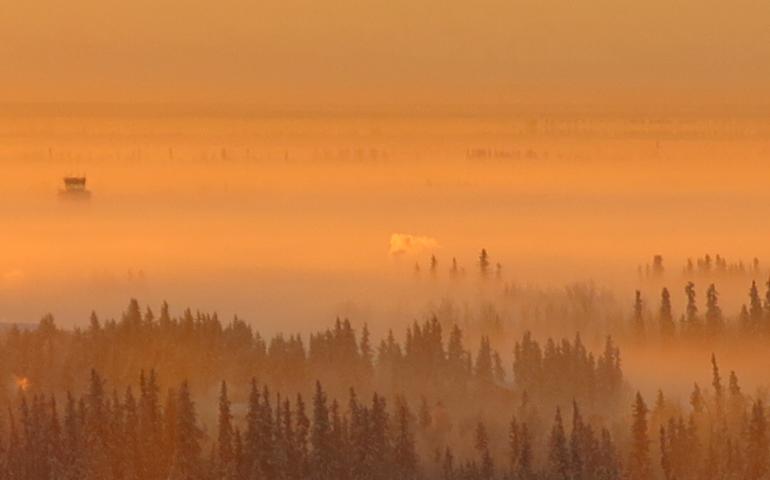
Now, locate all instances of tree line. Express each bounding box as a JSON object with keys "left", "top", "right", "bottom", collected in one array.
[{"left": 631, "top": 278, "right": 770, "bottom": 339}]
